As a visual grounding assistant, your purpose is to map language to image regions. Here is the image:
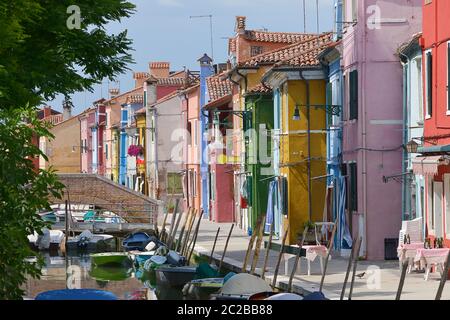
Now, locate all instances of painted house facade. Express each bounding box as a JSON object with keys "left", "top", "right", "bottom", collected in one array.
[
  {"left": 341, "top": 0, "right": 422, "bottom": 259},
  {"left": 413, "top": 0, "right": 450, "bottom": 245}
]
